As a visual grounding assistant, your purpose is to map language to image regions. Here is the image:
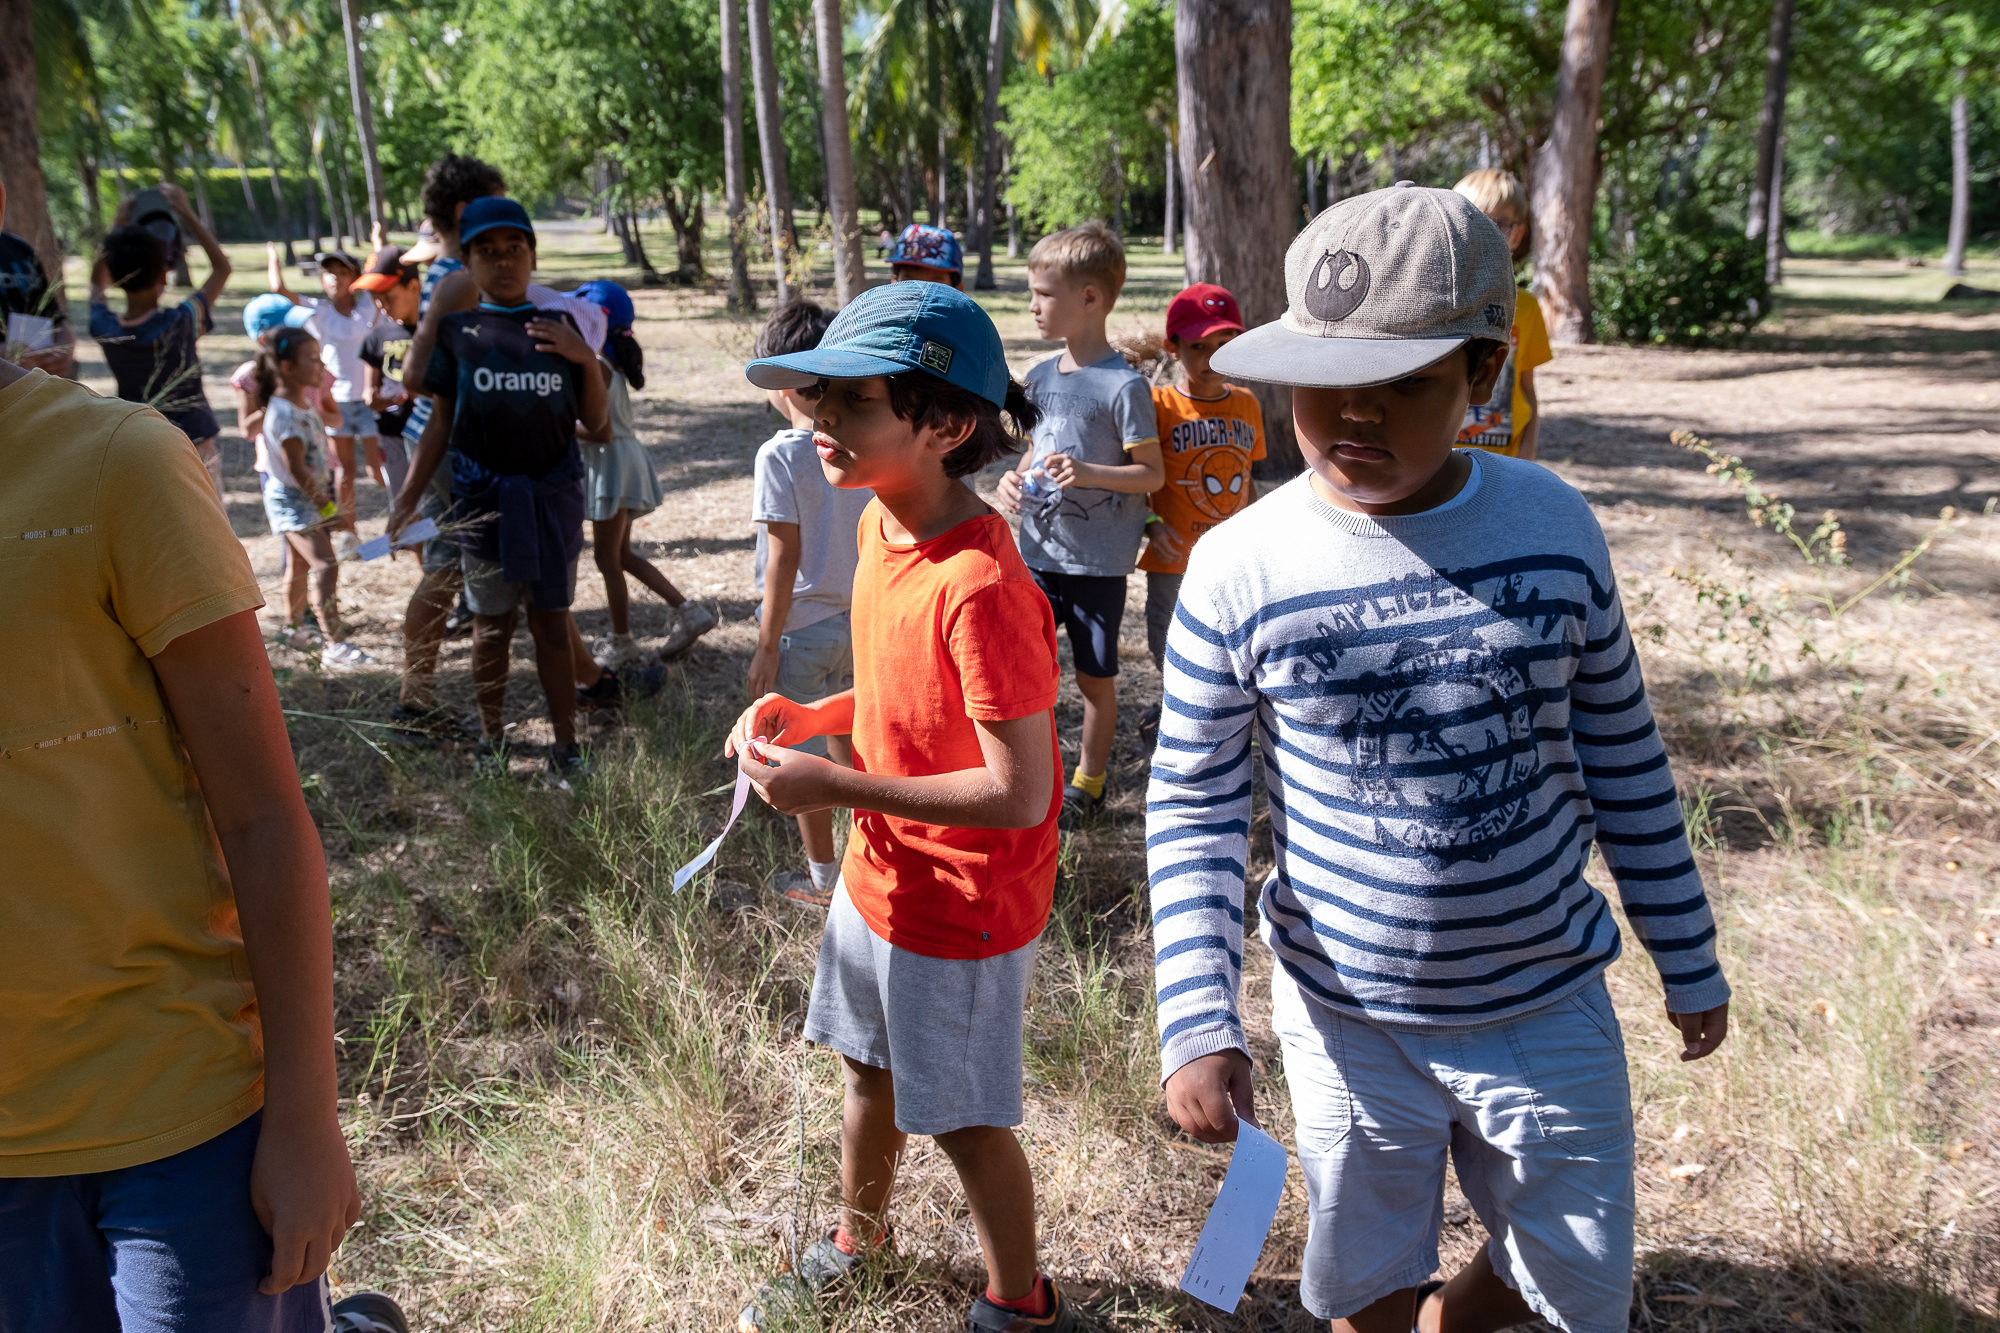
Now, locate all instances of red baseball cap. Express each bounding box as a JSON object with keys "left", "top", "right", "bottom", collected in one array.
[{"left": 1166, "top": 283, "right": 1245, "bottom": 341}]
